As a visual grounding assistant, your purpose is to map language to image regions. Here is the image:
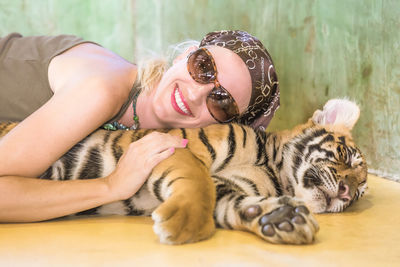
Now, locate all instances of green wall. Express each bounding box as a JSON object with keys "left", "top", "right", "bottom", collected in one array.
[{"left": 1, "top": 0, "right": 399, "bottom": 181}]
